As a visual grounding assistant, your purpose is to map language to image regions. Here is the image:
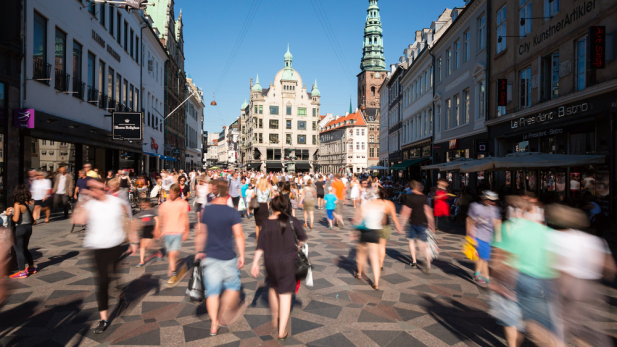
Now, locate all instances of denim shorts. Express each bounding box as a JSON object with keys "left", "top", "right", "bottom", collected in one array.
[
  {"left": 163, "top": 234, "right": 182, "bottom": 252},
  {"left": 408, "top": 224, "right": 428, "bottom": 242},
  {"left": 516, "top": 273, "right": 558, "bottom": 334},
  {"left": 201, "top": 257, "right": 241, "bottom": 298},
  {"left": 476, "top": 239, "right": 491, "bottom": 261}
]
